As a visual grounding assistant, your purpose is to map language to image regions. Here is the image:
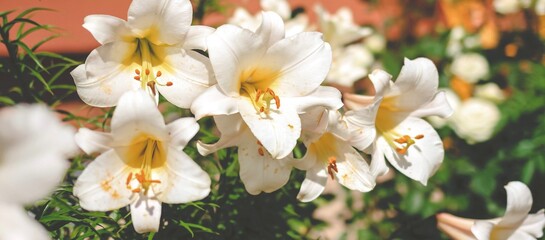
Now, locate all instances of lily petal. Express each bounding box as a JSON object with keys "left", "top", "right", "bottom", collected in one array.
[
  {"left": 207, "top": 24, "right": 265, "bottom": 96},
  {"left": 334, "top": 140, "right": 375, "bottom": 192},
  {"left": 190, "top": 85, "right": 239, "bottom": 120},
  {"left": 152, "top": 147, "right": 210, "bottom": 203},
  {"left": 73, "top": 150, "right": 133, "bottom": 211},
  {"left": 498, "top": 181, "right": 533, "bottom": 227},
  {"left": 83, "top": 15, "right": 130, "bottom": 45},
  {"left": 238, "top": 98, "right": 301, "bottom": 159},
  {"left": 127, "top": 0, "right": 192, "bottom": 45},
  {"left": 111, "top": 90, "right": 169, "bottom": 145},
  {"left": 264, "top": 32, "right": 332, "bottom": 96},
  {"left": 377, "top": 117, "right": 444, "bottom": 185},
  {"left": 409, "top": 91, "right": 454, "bottom": 118},
  {"left": 0, "top": 153, "right": 69, "bottom": 205},
  {"left": 282, "top": 86, "right": 343, "bottom": 114},
  {"left": 75, "top": 128, "right": 113, "bottom": 155},
  {"left": 74, "top": 42, "right": 140, "bottom": 107},
  {"left": 344, "top": 98, "right": 381, "bottom": 152},
  {"left": 386, "top": 58, "right": 439, "bottom": 111},
  {"left": 156, "top": 48, "right": 215, "bottom": 108},
  {"left": 255, "top": 11, "right": 285, "bottom": 48},
  {"left": 370, "top": 144, "right": 389, "bottom": 177},
  {"left": 197, "top": 115, "right": 245, "bottom": 156},
  {"left": 184, "top": 25, "right": 215, "bottom": 51},
  {"left": 471, "top": 220, "right": 495, "bottom": 240},
  {"left": 130, "top": 190, "right": 162, "bottom": 233},
  {"left": 167, "top": 117, "right": 199, "bottom": 151},
  {"left": 238, "top": 131, "right": 292, "bottom": 194},
  {"left": 297, "top": 165, "right": 328, "bottom": 202},
  {"left": 0, "top": 203, "right": 50, "bottom": 240}
]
